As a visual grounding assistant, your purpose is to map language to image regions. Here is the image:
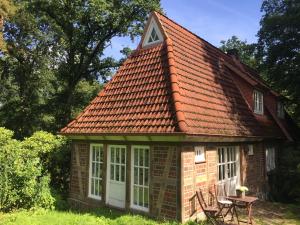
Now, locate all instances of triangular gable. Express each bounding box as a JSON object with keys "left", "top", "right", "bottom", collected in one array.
[{"left": 142, "top": 16, "right": 164, "bottom": 47}]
